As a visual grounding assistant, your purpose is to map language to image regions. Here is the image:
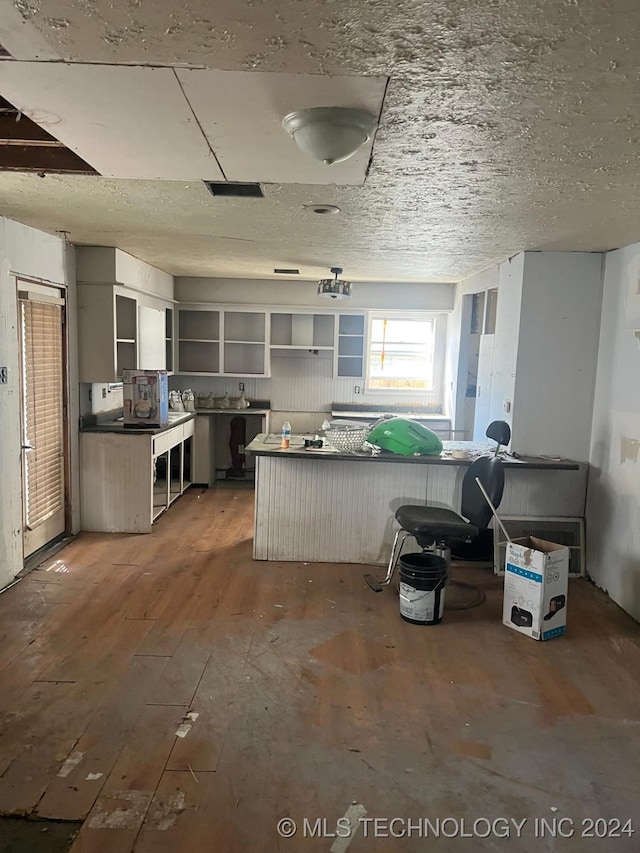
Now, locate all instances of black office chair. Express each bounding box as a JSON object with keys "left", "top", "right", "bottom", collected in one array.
[
  {"left": 486, "top": 420, "right": 511, "bottom": 455},
  {"left": 365, "top": 421, "right": 510, "bottom": 592}
]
